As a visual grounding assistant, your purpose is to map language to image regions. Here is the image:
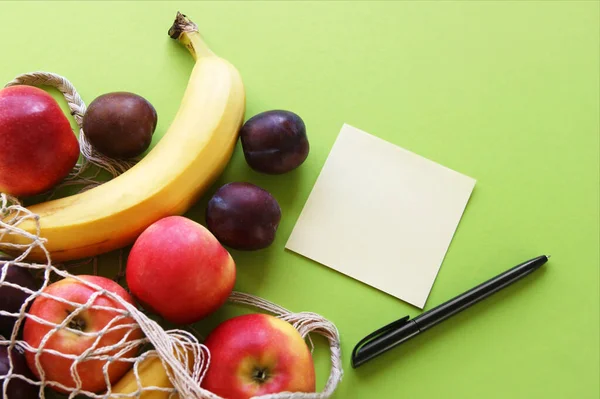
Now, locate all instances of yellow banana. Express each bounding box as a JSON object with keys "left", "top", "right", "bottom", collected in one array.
[
  {"left": 1, "top": 13, "right": 245, "bottom": 262},
  {"left": 108, "top": 350, "right": 186, "bottom": 399}
]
